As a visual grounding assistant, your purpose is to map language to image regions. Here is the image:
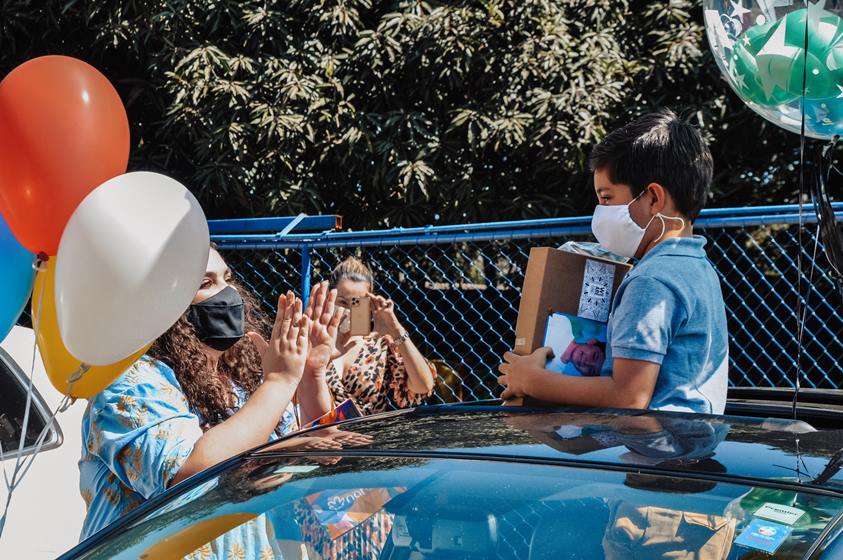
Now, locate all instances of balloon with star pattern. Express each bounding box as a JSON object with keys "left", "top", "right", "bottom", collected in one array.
[{"left": 704, "top": 0, "right": 843, "bottom": 139}]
